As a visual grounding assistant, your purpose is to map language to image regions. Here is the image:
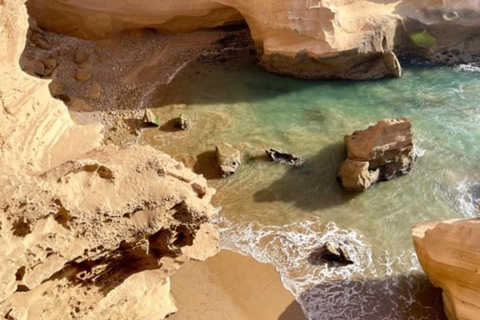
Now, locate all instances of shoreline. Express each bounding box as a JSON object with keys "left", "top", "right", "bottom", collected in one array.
[{"left": 170, "top": 250, "right": 307, "bottom": 320}]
